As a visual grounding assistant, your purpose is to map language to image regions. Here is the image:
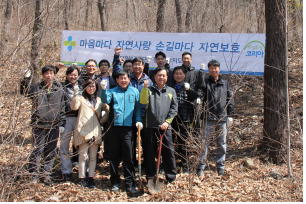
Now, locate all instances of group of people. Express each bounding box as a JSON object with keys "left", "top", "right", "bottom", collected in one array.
[{"left": 21, "top": 47, "right": 234, "bottom": 197}]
